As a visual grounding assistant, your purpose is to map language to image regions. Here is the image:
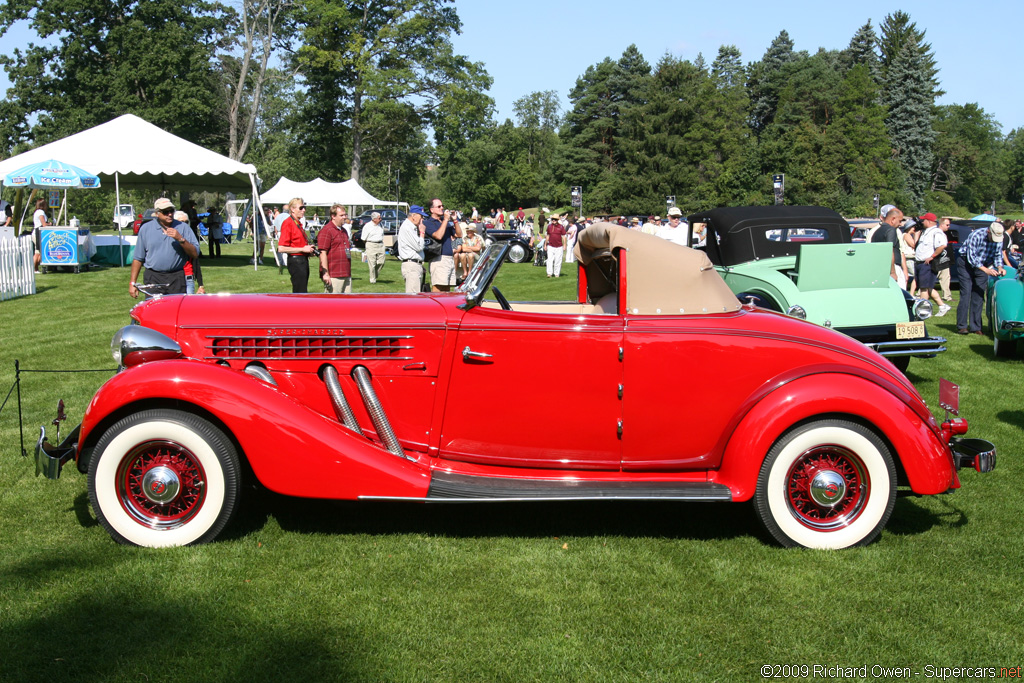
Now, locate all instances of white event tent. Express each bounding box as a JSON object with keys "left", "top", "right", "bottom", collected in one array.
[
  {"left": 0, "top": 114, "right": 268, "bottom": 268},
  {"left": 260, "top": 176, "right": 406, "bottom": 210}
]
